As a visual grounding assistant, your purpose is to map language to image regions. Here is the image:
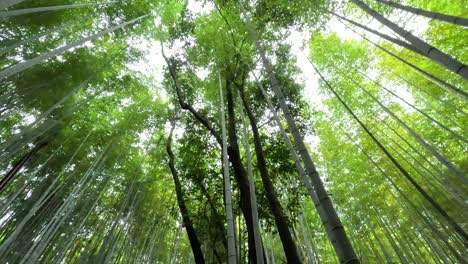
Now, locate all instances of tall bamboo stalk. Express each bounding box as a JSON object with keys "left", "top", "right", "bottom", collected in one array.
[
  {"left": 240, "top": 2, "right": 358, "bottom": 262},
  {"left": 351, "top": 0, "right": 468, "bottom": 80},
  {"left": 219, "top": 72, "right": 237, "bottom": 264}
]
